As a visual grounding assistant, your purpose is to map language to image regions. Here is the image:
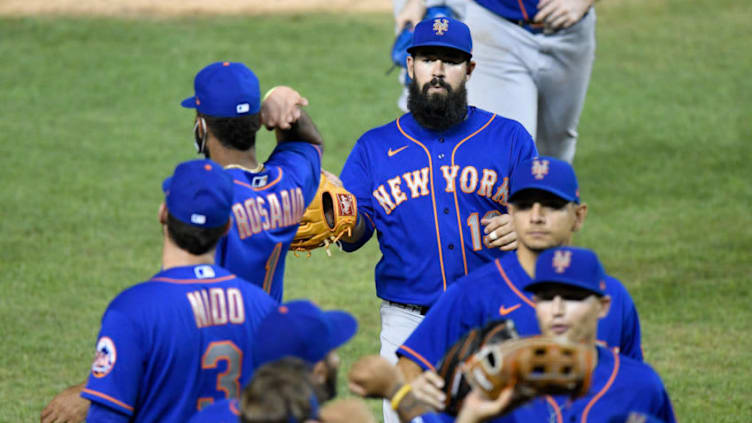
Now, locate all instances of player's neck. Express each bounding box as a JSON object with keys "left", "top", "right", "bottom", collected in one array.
[
  {"left": 516, "top": 246, "right": 538, "bottom": 278},
  {"left": 210, "top": 142, "right": 260, "bottom": 171},
  {"left": 161, "top": 237, "right": 216, "bottom": 270}
]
